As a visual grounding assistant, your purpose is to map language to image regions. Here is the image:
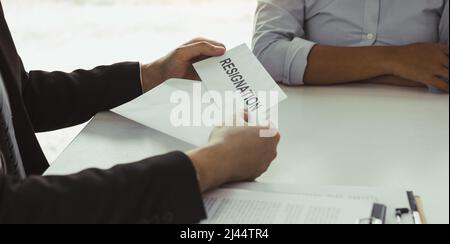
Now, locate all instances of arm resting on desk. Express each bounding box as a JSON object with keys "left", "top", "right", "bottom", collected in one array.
[
  {"left": 366, "top": 76, "right": 424, "bottom": 87},
  {"left": 0, "top": 151, "right": 206, "bottom": 224},
  {"left": 20, "top": 61, "right": 143, "bottom": 132}
]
